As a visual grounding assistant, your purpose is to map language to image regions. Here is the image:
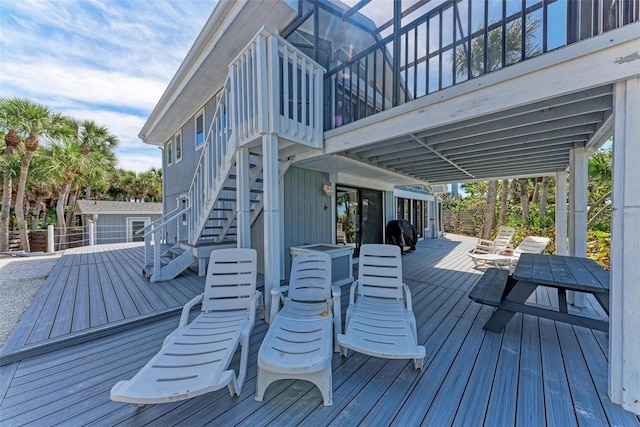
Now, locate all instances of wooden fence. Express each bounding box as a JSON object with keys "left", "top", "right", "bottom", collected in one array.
[{"left": 7, "top": 228, "right": 84, "bottom": 253}]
